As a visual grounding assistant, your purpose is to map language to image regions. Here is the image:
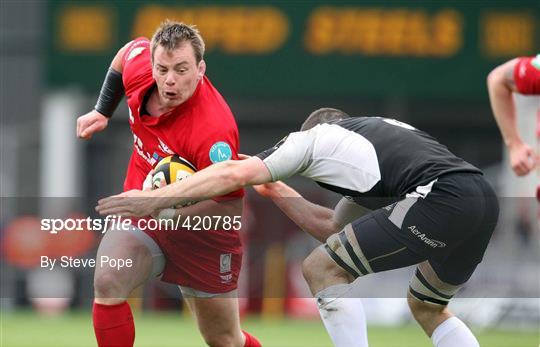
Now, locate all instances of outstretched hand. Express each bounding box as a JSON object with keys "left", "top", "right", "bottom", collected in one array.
[{"left": 96, "top": 189, "right": 158, "bottom": 217}]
